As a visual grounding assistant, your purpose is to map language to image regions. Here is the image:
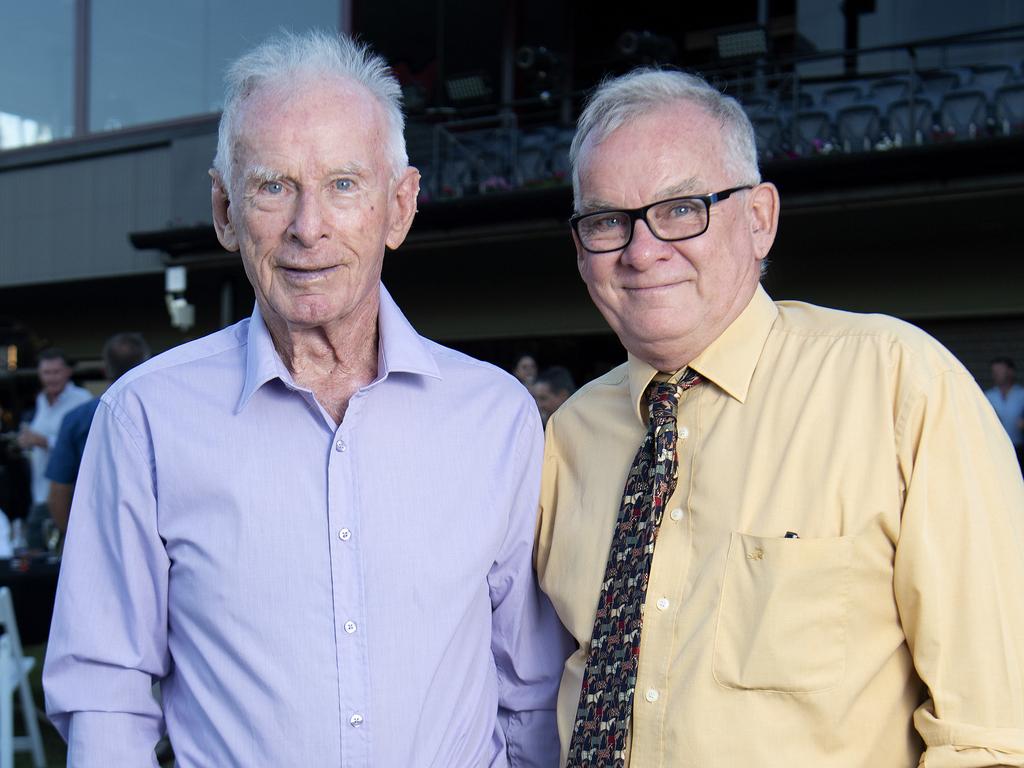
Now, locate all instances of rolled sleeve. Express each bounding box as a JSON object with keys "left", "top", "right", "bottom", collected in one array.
[
  {"left": 43, "top": 398, "right": 170, "bottom": 765},
  {"left": 489, "top": 401, "right": 574, "bottom": 768},
  {"left": 895, "top": 370, "right": 1024, "bottom": 767}
]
